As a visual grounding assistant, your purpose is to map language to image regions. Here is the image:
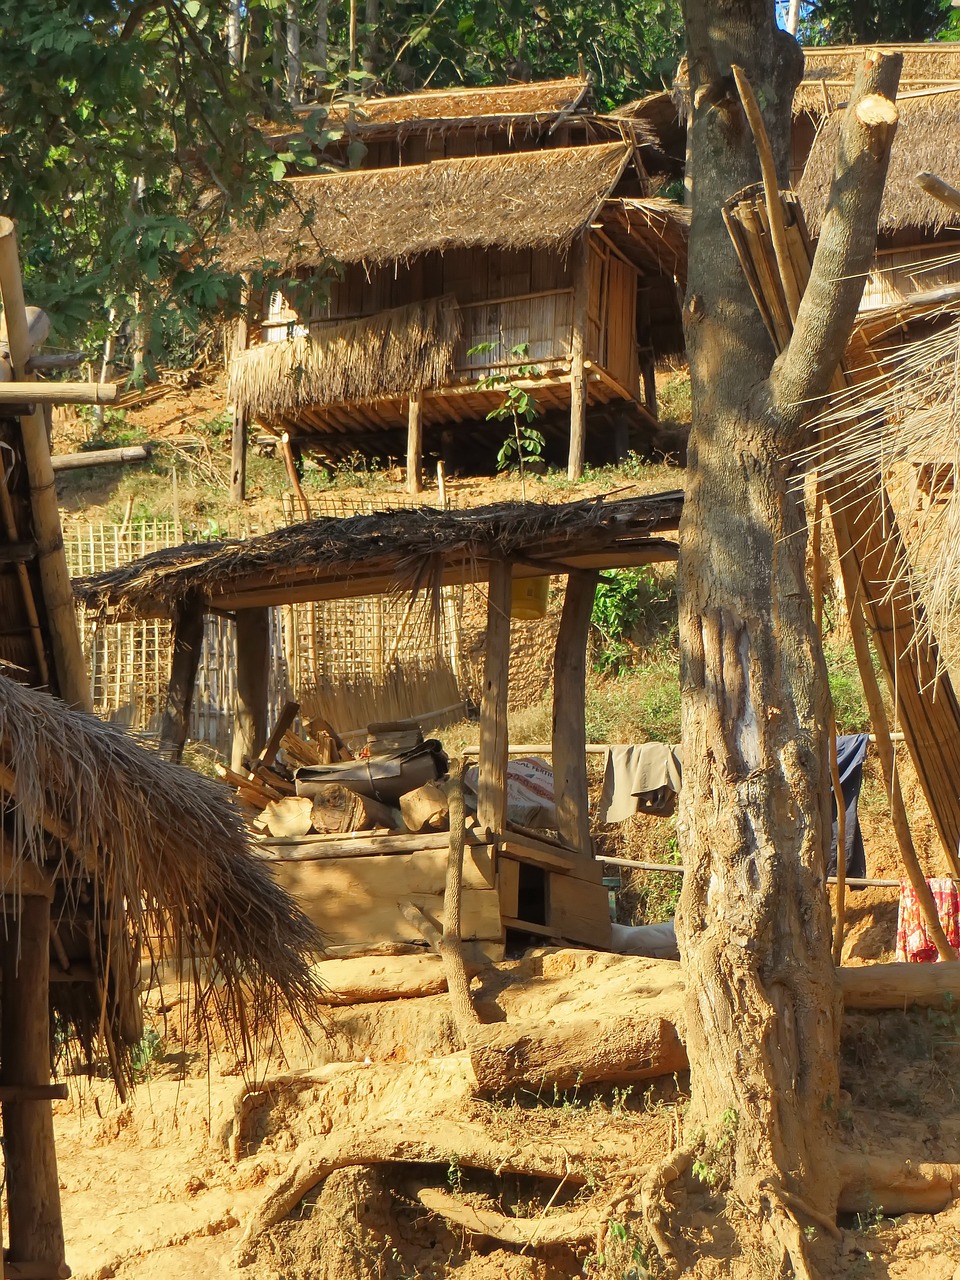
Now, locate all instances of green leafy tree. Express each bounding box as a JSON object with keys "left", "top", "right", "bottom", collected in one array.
[{"left": 802, "top": 0, "right": 960, "bottom": 43}]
